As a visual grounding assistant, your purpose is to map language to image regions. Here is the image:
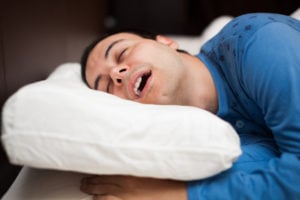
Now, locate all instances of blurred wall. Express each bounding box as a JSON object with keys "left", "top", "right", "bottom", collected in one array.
[
  {"left": 105, "top": 0, "right": 299, "bottom": 35},
  {"left": 0, "top": 0, "right": 106, "bottom": 196},
  {"left": 186, "top": 0, "right": 299, "bottom": 34},
  {"left": 0, "top": 0, "right": 106, "bottom": 99},
  {"left": 105, "top": 0, "right": 189, "bottom": 34}
]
